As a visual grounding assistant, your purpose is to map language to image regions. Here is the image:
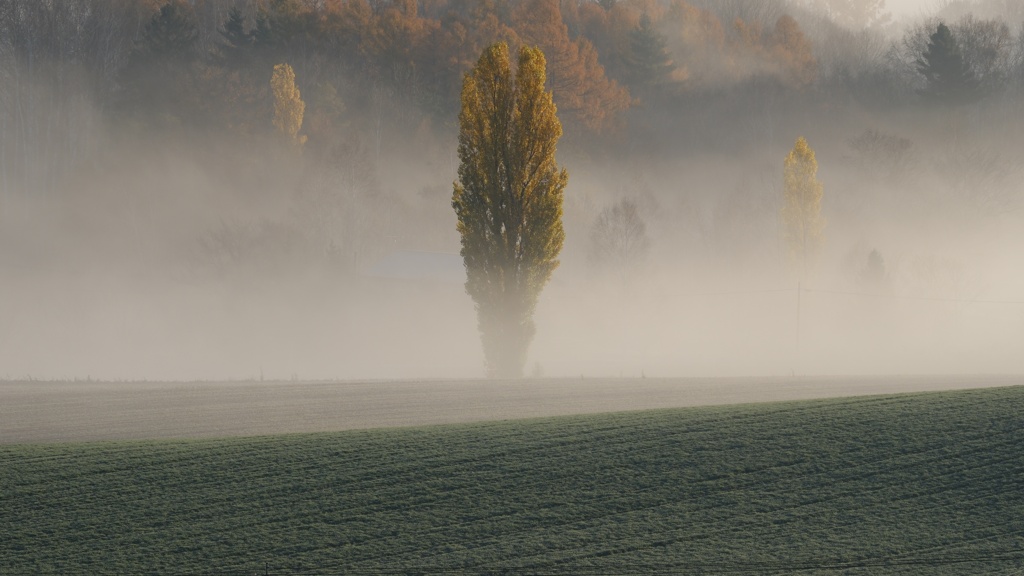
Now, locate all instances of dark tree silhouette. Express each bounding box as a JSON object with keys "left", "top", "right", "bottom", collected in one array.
[
  {"left": 626, "top": 13, "right": 674, "bottom": 92},
  {"left": 214, "top": 6, "right": 253, "bottom": 69},
  {"left": 134, "top": 0, "right": 199, "bottom": 63},
  {"left": 120, "top": 0, "right": 201, "bottom": 123},
  {"left": 916, "top": 22, "right": 981, "bottom": 105}
]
